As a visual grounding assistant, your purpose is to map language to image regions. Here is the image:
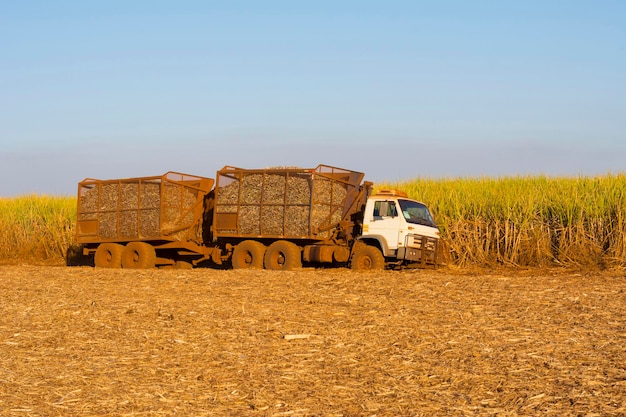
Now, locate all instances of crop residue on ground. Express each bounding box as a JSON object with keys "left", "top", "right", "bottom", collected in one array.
[{"left": 1, "top": 266, "right": 625, "bottom": 416}]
